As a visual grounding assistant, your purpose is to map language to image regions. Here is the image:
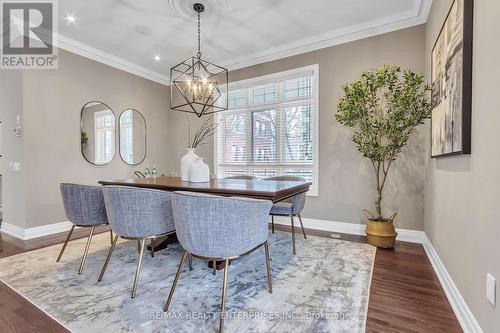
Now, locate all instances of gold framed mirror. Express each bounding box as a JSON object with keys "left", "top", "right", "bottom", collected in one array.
[
  {"left": 81, "top": 101, "right": 116, "bottom": 166},
  {"left": 119, "top": 109, "right": 146, "bottom": 165}
]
